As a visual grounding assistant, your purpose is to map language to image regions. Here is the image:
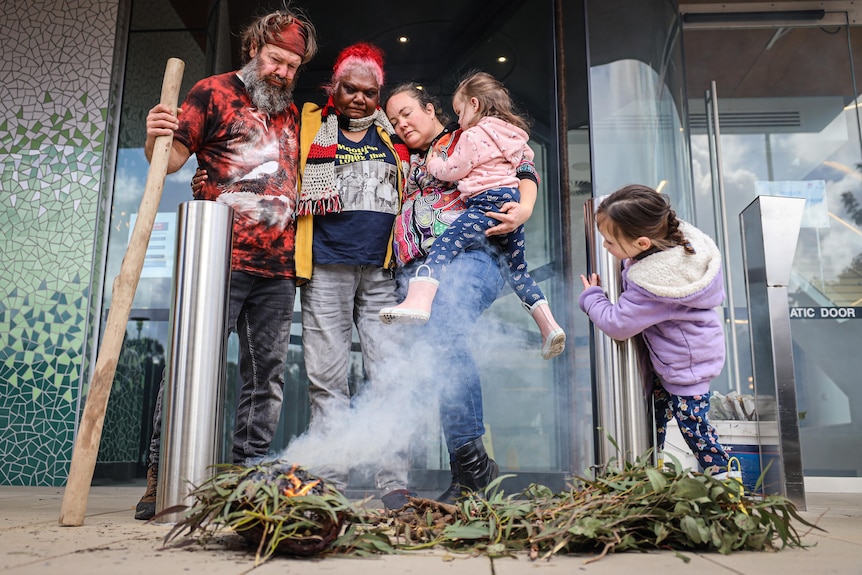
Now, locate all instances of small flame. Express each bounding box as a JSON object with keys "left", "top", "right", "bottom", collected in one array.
[{"left": 282, "top": 464, "right": 321, "bottom": 497}]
